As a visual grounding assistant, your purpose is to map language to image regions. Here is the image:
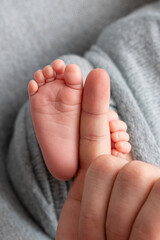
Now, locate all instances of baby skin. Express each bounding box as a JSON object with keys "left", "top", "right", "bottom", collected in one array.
[{"left": 28, "top": 59, "right": 132, "bottom": 181}]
